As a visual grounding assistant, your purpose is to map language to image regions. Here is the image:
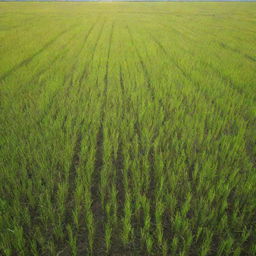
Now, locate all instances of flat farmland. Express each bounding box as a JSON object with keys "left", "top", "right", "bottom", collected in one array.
[{"left": 0, "top": 2, "right": 256, "bottom": 256}]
